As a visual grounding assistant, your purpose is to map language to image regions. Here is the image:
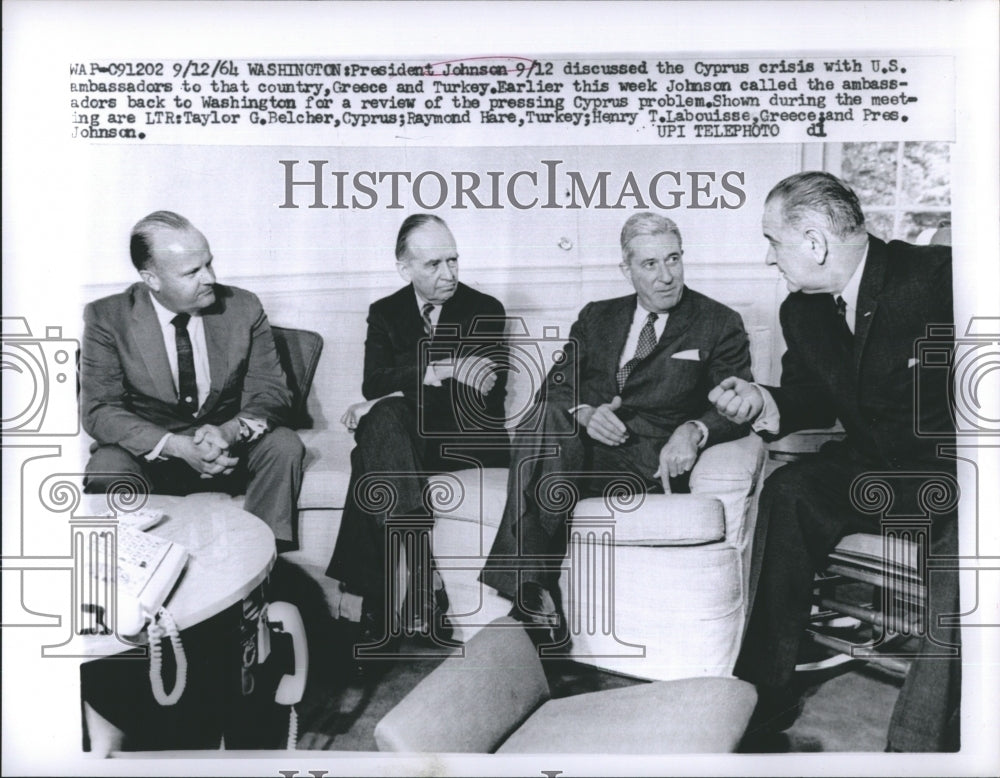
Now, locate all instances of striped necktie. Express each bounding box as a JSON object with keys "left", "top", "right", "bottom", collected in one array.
[
  {"left": 617, "top": 312, "right": 658, "bottom": 390},
  {"left": 421, "top": 303, "right": 435, "bottom": 336}
]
